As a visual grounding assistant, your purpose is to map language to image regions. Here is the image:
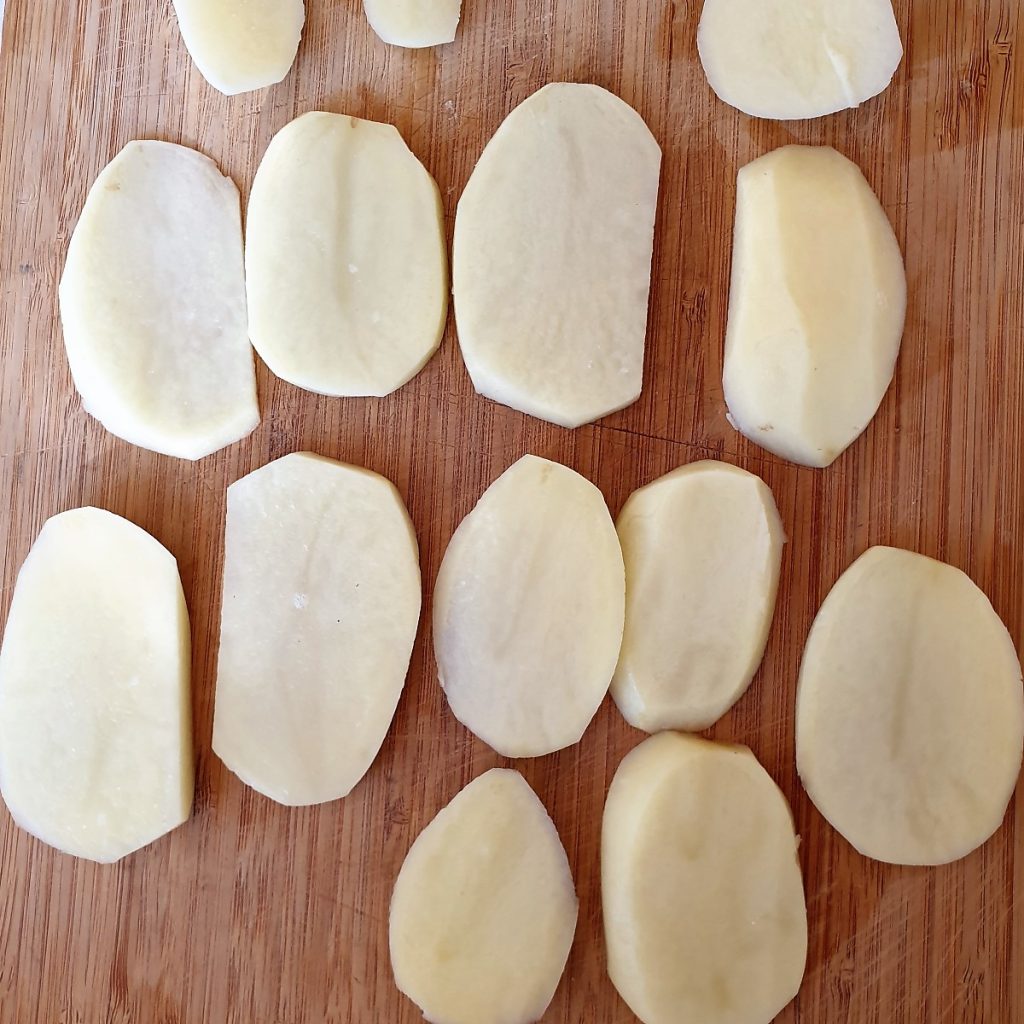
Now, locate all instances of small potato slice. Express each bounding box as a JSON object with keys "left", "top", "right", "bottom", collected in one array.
[
  {"left": 363, "top": 0, "right": 461, "bottom": 48},
  {"left": 390, "top": 768, "right": 578, "bottom": 1024},
  {"left": 213, "top": 453, "right": 421, "bottom": 806},
  {"left": 723, "top": 145, "right": 906, "bottom": 467},
  {"left": 797, "top": 546, "right": 1024, "bottom": 865},
  {"left": 0, "top": 508, "right": 192, "bottom": 863},
  {"left": 59, "top": 141, "right": 258, "bottom": 460},
  {"left": 433, "top": 455, "right": 625, "bottom": 757},
  {"left": 246, "top": 112, "right": 447, "bottom": 398},
  {"left": 612, "top": 460, "right": 784, "bottom": 732},
  {"left": 603, "top": 733, "right": 807, "bottom": 1024}
]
